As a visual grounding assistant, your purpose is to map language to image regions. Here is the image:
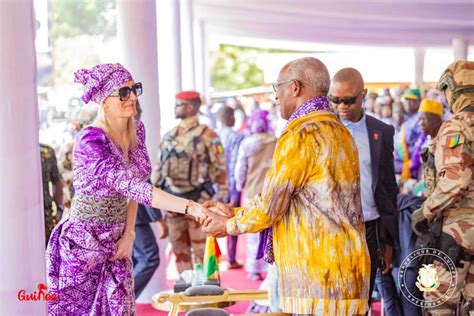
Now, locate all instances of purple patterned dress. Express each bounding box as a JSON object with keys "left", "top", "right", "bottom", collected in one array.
[{"left": 46, "top": 119, "right": 153, "bottom": 315}]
